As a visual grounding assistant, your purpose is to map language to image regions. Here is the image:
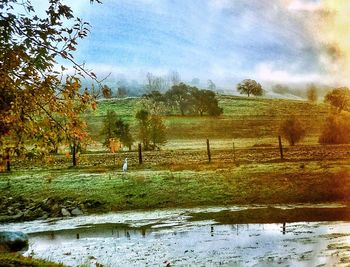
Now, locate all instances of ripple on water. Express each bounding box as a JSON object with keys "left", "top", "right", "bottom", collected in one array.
[{"left": 1, "top": 205, "right": 350, "bottom": 266}]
